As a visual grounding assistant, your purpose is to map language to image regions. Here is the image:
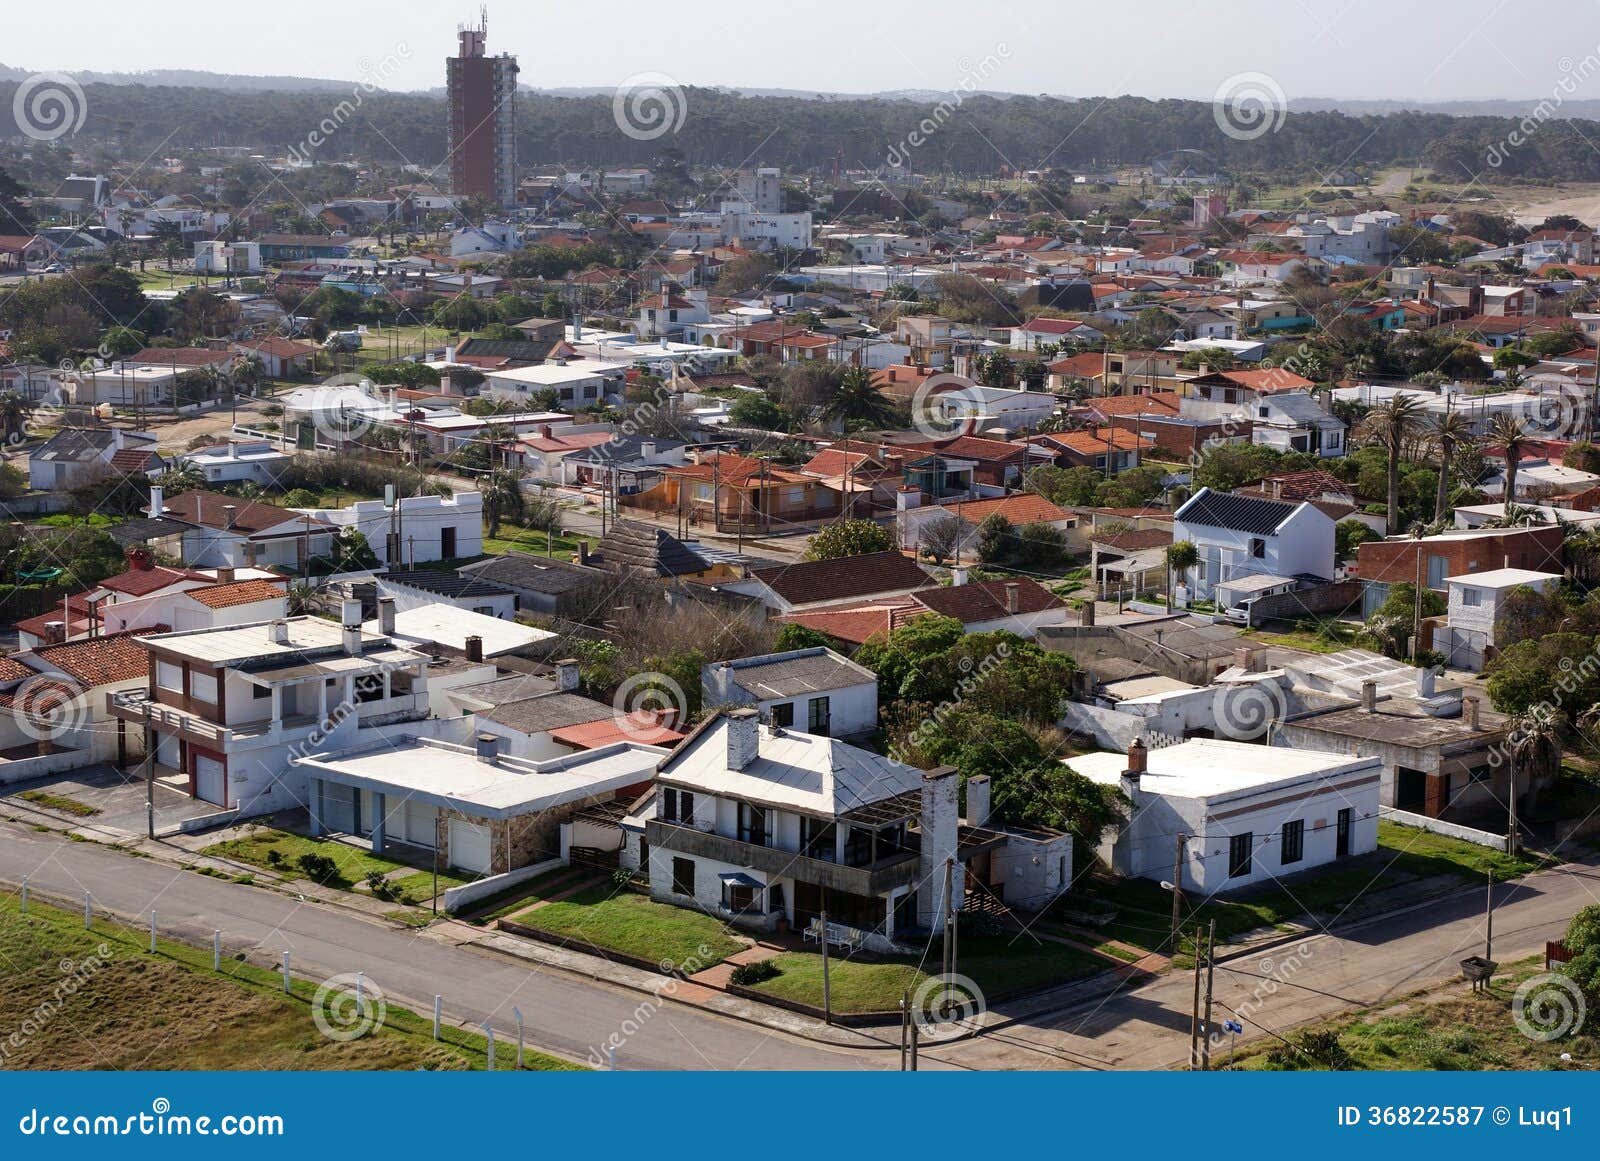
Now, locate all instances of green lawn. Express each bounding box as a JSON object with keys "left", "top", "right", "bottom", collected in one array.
[
  {"left": 748, "top": 934, "right": 1106, "bottom": 1015},
  {"left": 506, "top": 886, "right": 744, "bottom": 967},
  {"left": 0, "top": 893, "right": 578, "bottom": 1070},
  {"left": 203, "top": 828, "right": 475, "bottom": 899},
  {"left": 480, "top": 524, "right": 594, "bottom": 560}
]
